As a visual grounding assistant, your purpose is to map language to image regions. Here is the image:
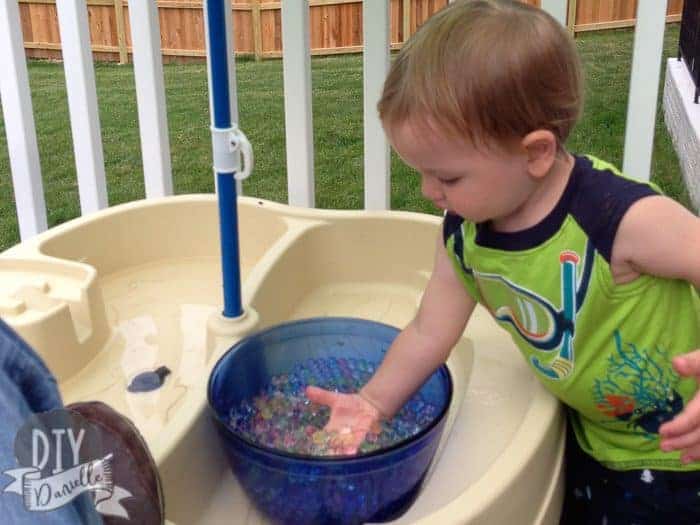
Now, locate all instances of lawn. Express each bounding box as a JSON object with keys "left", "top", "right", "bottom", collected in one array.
[{"left": 0, "top": 24, "right": 690, "bottom": 252}]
